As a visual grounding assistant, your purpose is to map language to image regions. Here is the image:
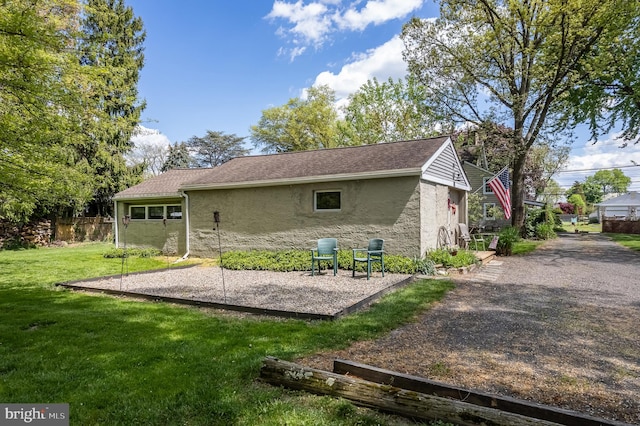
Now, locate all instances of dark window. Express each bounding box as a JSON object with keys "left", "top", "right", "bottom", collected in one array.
[
  {"left": 130, "top": 206, "right": 146, "bottom": 220},
  {"left": 148, "top": 206, "right": 164, "bottom": 219},
  {"left": 315, "top": 191, "right": 341, "bottom": 211},
  {"left": 167, "top": 205, "right": 182, "bottom": 219}
]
